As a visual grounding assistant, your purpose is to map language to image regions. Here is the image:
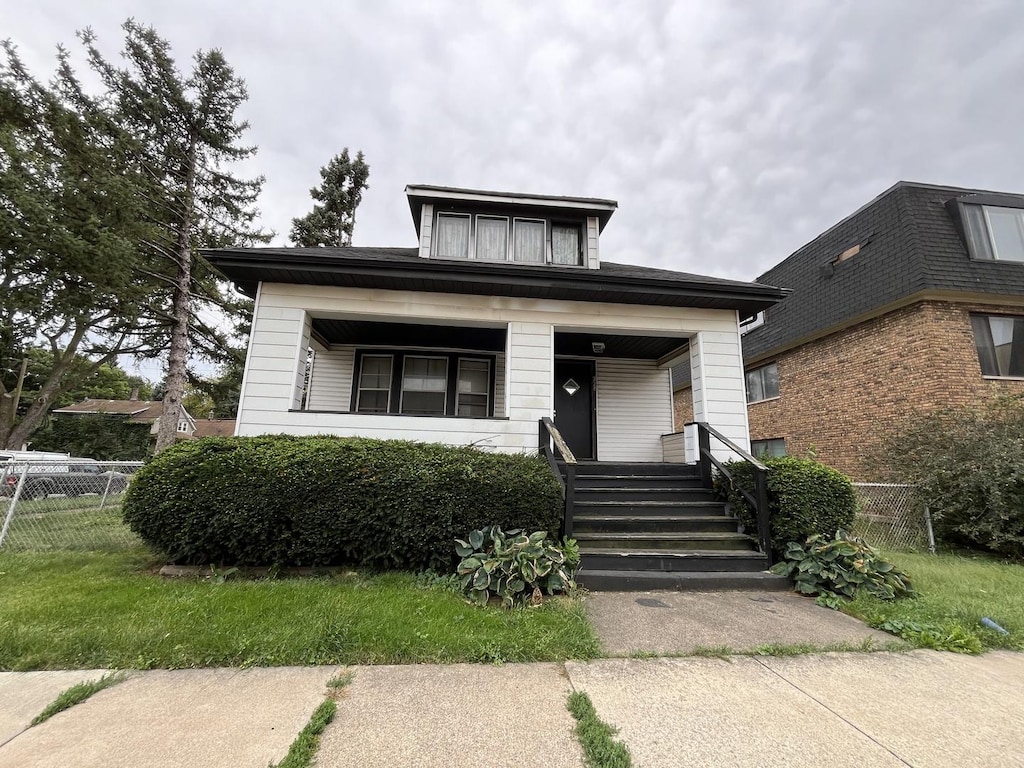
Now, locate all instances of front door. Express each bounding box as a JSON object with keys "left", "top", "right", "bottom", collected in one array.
[{"left": 553, "top": 360, "right": 595, "bottom": 460}]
